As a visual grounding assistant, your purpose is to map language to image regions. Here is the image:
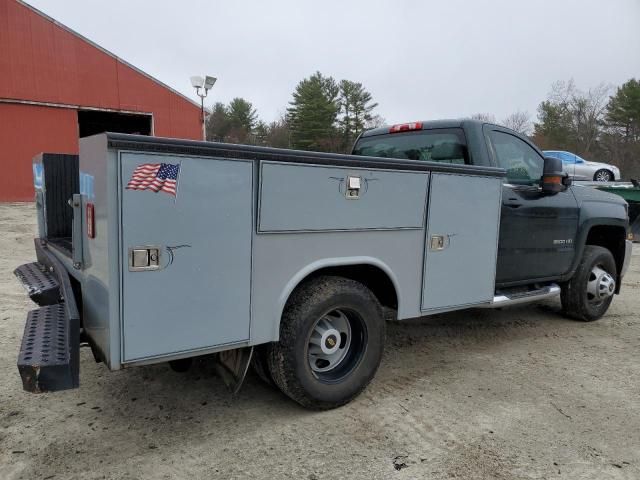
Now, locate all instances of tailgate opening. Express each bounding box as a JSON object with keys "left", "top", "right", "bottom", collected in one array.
[{"left": 34, "top": 153, "right": 80, "bottom": 257}]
